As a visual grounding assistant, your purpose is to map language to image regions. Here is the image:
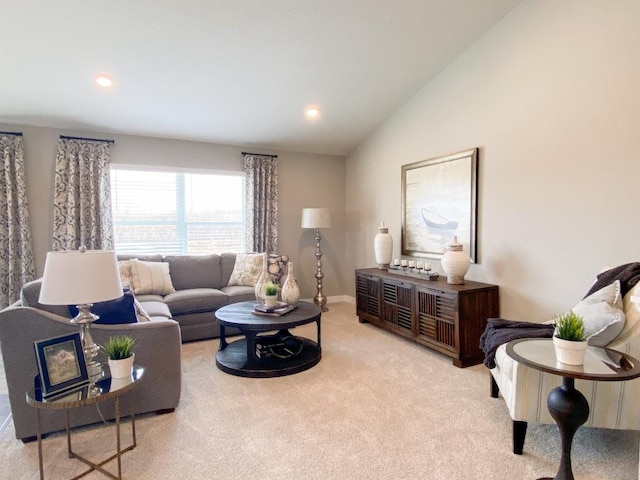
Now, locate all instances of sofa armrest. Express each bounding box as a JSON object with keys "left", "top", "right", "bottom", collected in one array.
[{"left": 0, "top": 305, "right": 182, "bottom": 440}]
